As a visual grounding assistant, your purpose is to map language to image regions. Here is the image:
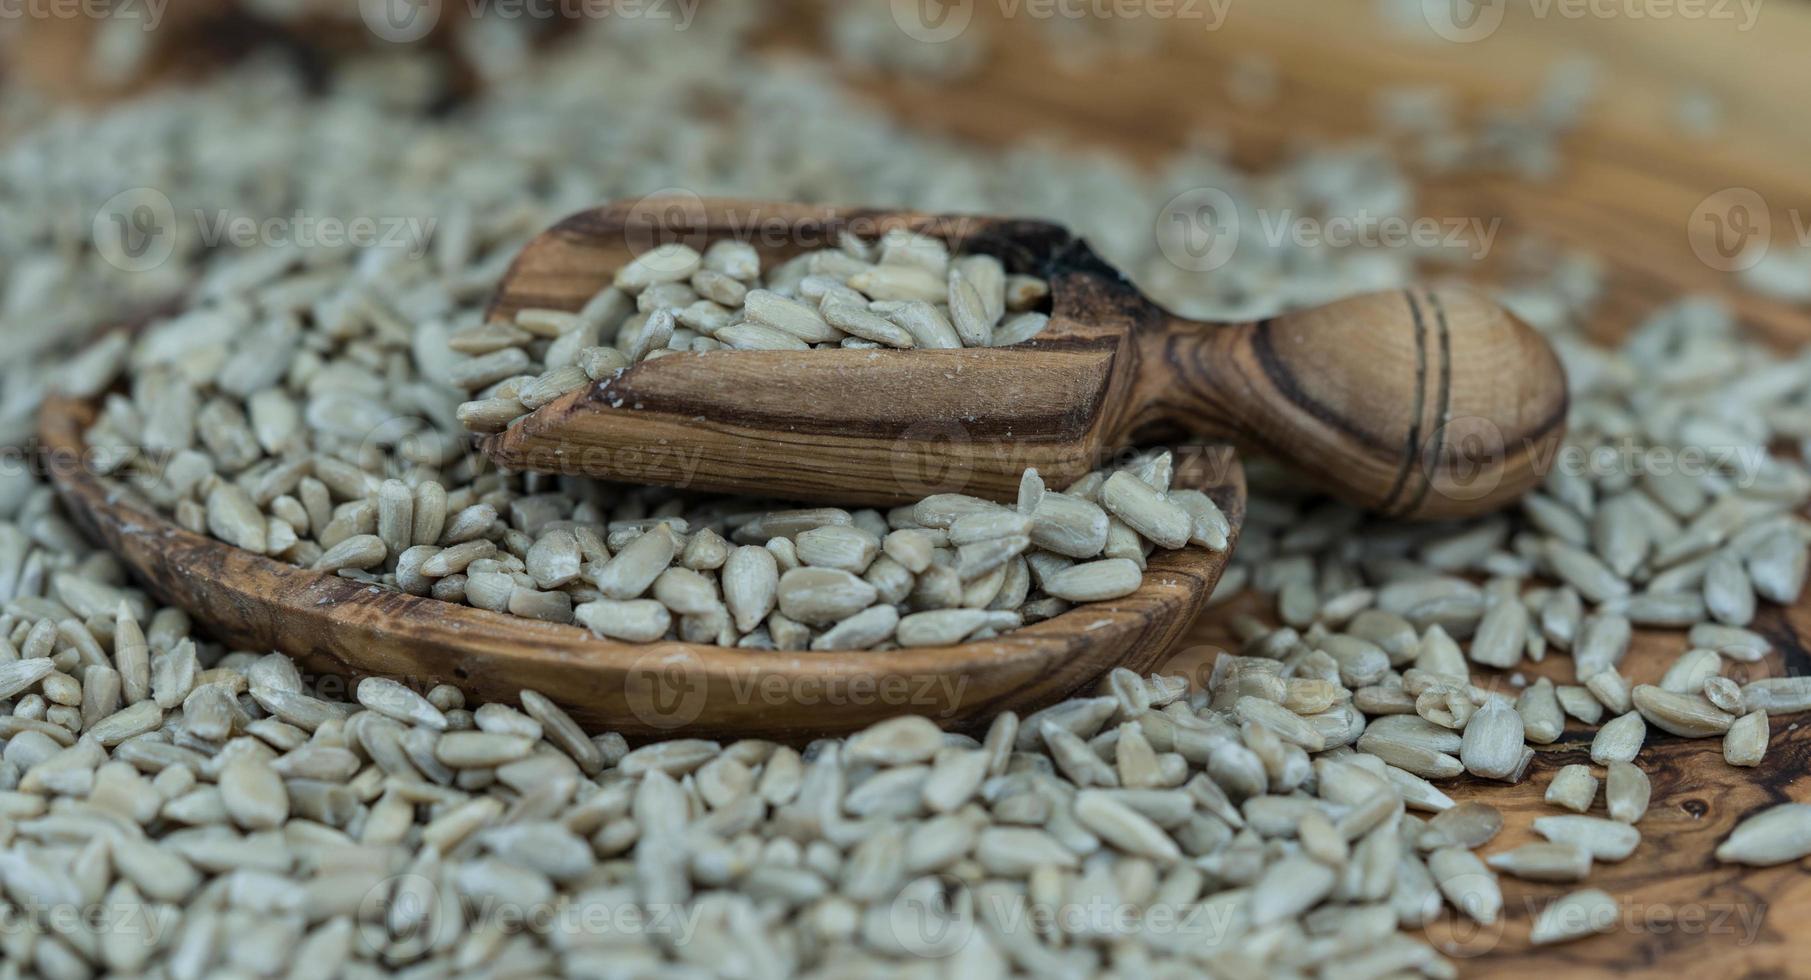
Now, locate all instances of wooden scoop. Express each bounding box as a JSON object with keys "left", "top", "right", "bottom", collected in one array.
[
  {"left": 485, "top": 198, "right": 1566, "bottom": 520},
  {"left": 40, "top": 397, "right": 1241, "bottom": 739}
]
